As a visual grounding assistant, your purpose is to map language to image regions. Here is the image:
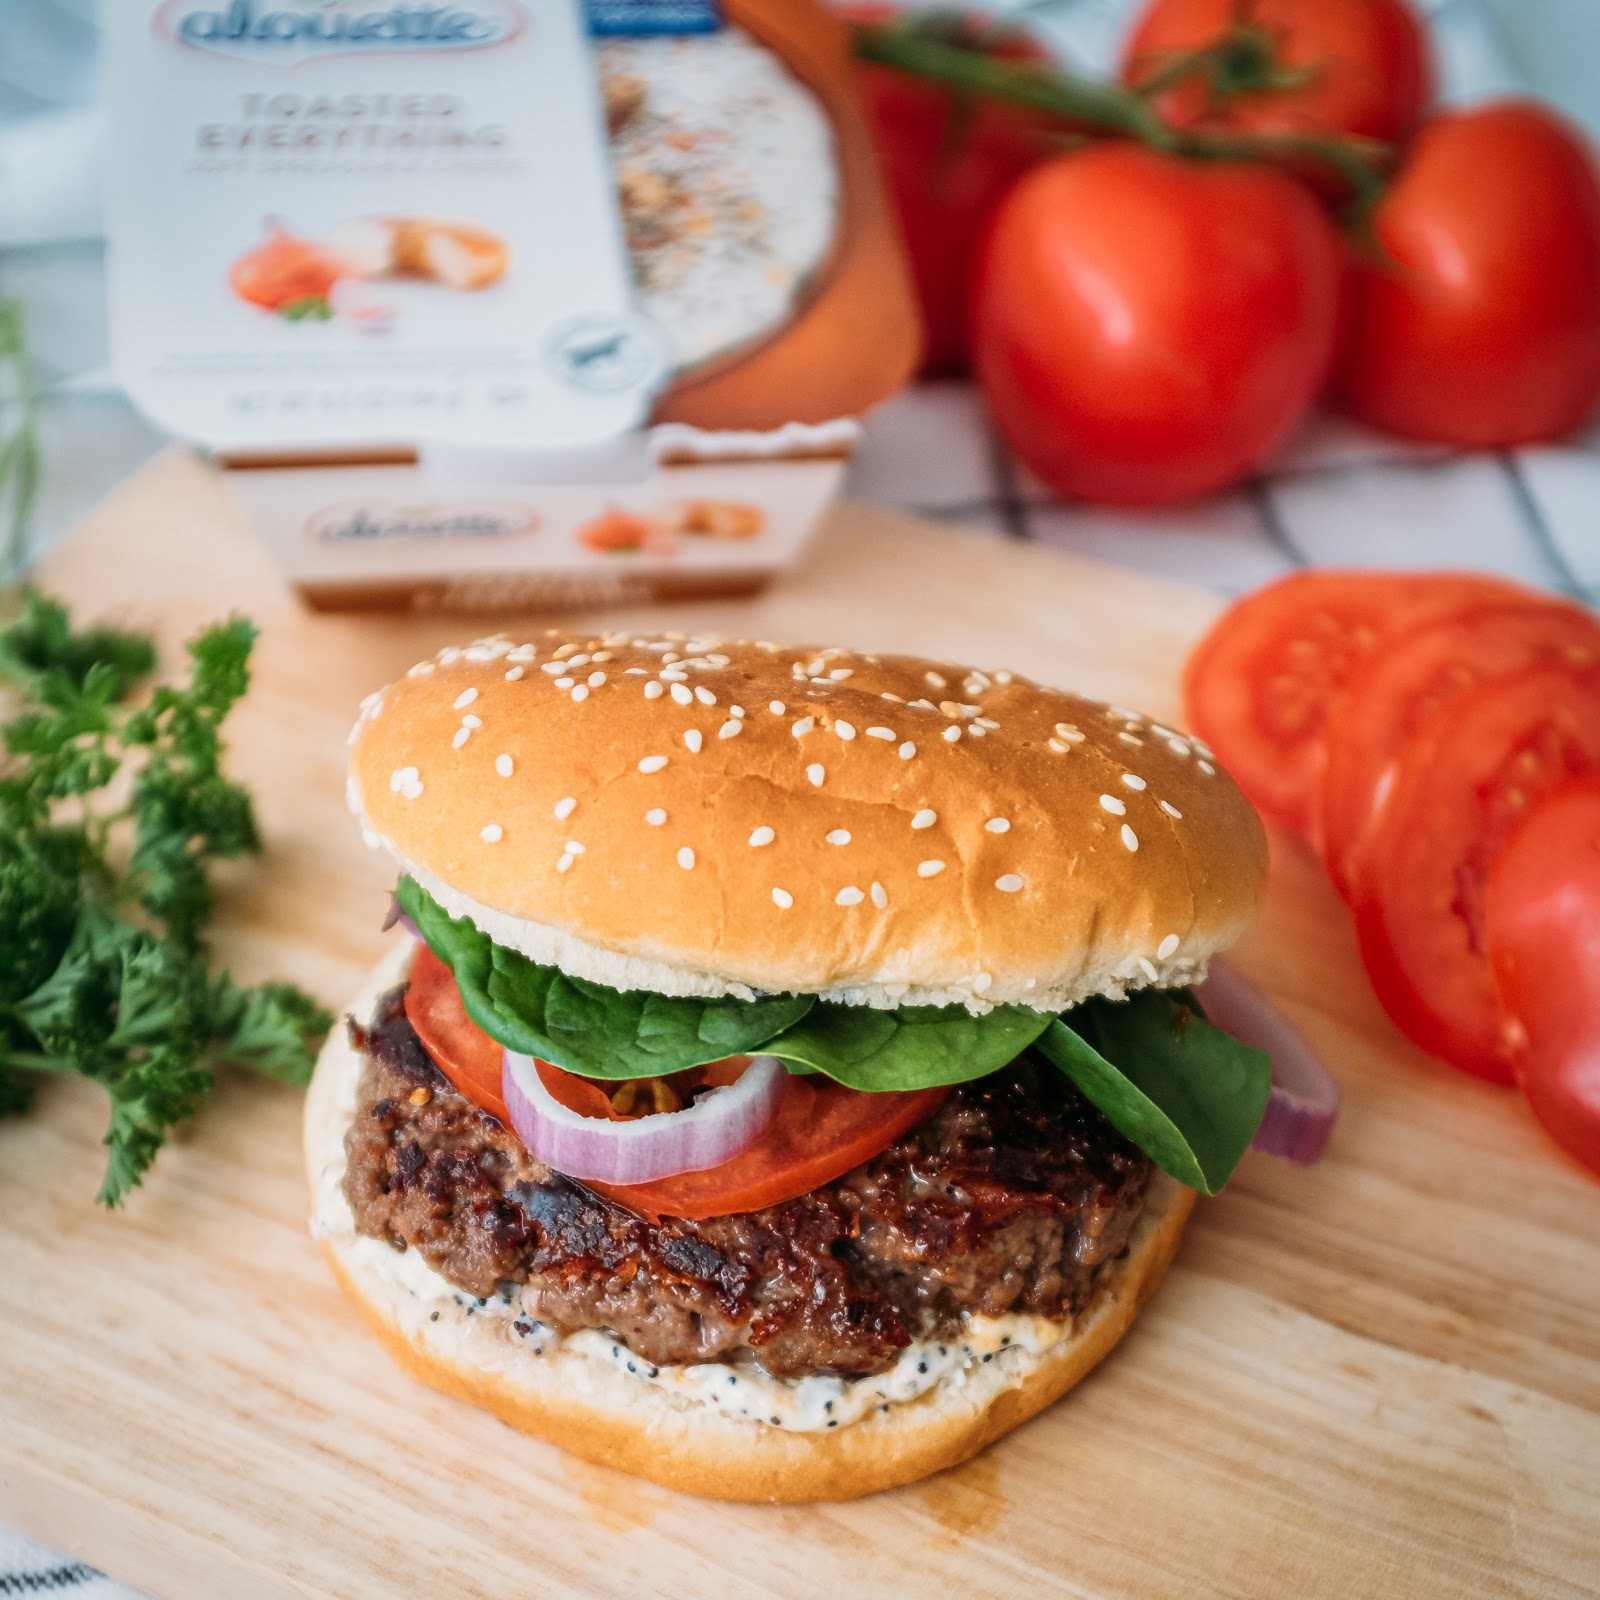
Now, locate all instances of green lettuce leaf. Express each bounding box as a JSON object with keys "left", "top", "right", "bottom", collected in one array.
[
  {"left": 397, "top": 876, "right": 813, "bottom": 1078},
  {"left": 761, "top": 1001, "right": 1054, "bottom": 1089},
  {"left": 1034, "top": 991, "right": 1272, "bottom": 1195}
]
